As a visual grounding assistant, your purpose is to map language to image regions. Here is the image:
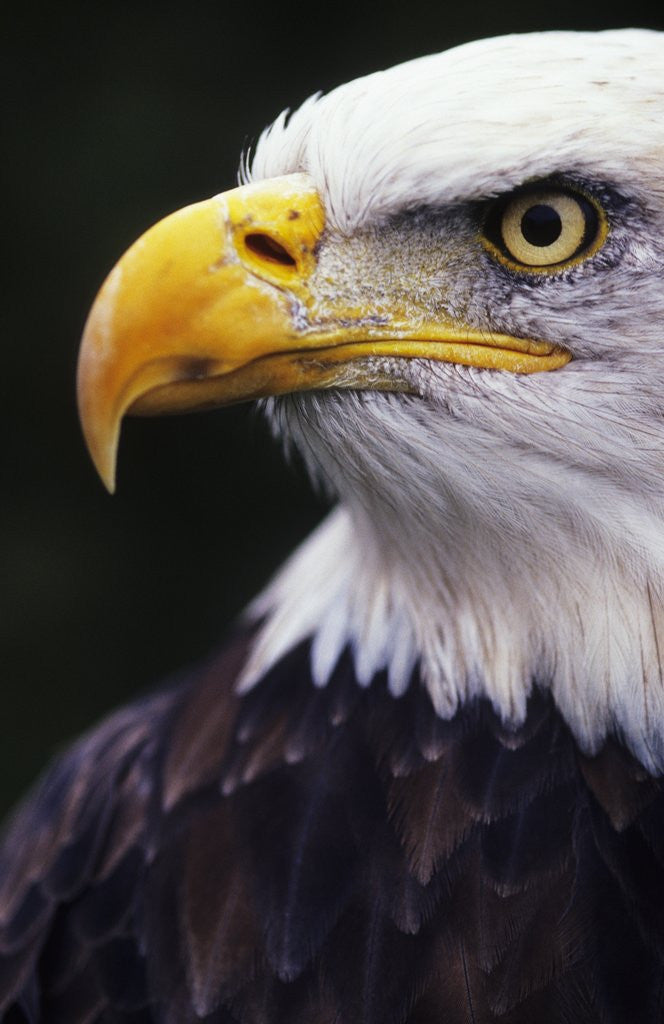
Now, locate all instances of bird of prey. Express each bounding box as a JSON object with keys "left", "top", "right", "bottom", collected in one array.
[{"left": 2, "top": 26, "right": 664, "bottom": 1024}]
